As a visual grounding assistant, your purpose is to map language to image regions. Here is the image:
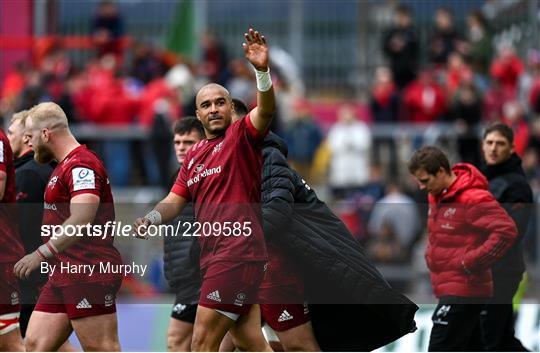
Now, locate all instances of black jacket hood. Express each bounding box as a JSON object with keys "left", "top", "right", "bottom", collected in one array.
[{"left": 264, "top": 132, "right": 288, "bottom": 158}]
